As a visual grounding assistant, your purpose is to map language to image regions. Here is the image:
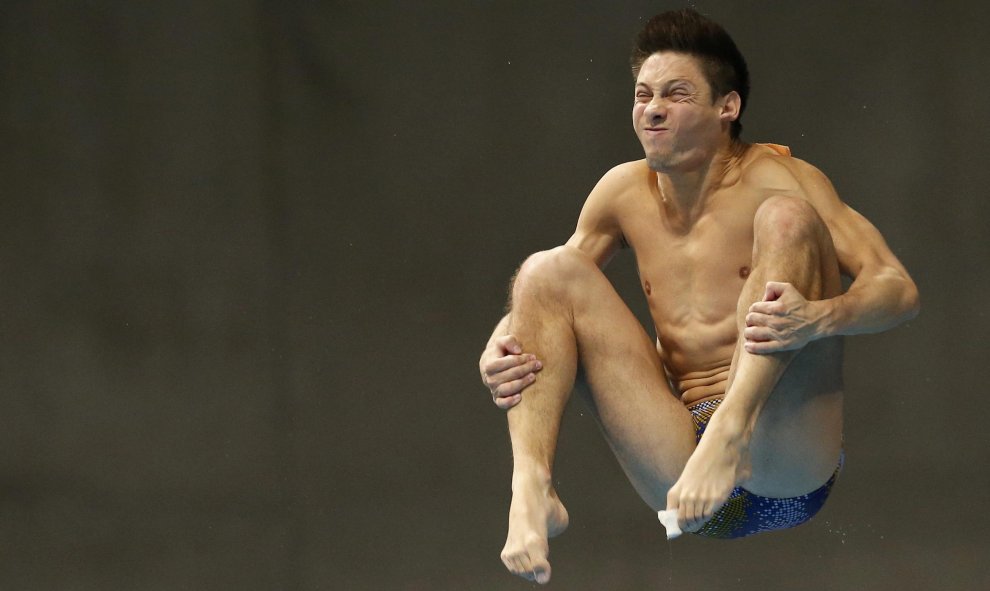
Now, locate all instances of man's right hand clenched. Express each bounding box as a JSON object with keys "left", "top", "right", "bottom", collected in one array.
[{"left": 479, "top": 334, "right": 542, "bottom": 410}]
